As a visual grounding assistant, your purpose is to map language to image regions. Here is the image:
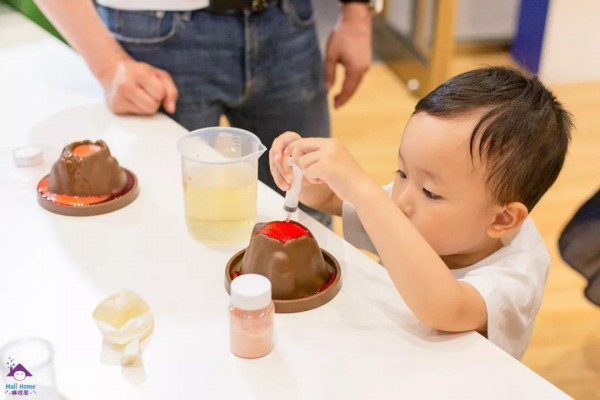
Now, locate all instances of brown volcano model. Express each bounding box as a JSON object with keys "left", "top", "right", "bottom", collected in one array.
[
  {"left": 48, "top": 140, "right": 127, "bottom": 196},
  {"left": 225, "top": 220, "right": 342, "bottom": 313},
  {"left": 37, "top": 140, "right": 138, "bottom": 216}
]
